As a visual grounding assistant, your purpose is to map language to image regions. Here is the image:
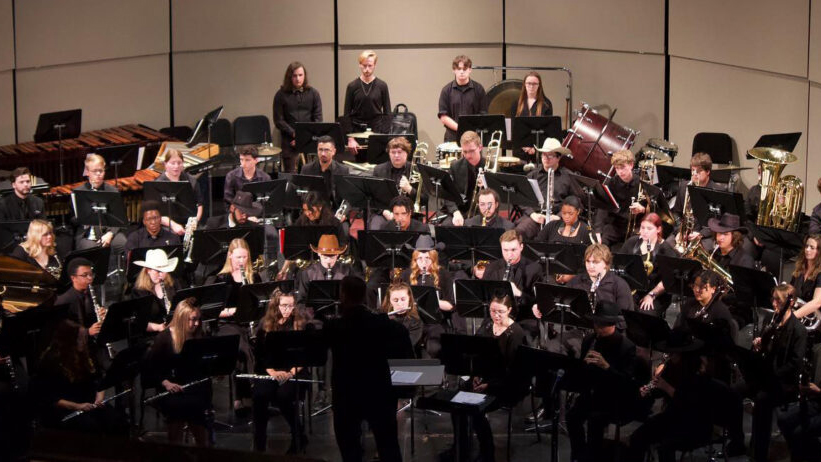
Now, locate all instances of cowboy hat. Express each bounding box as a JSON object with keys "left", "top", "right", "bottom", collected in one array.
[
  {"left": 231, "top": 191, "right": 263, "bottom": 217},
  {"left": 586, "top": 300, "right": 622, "bottom": 325},
  {"left": 707, "top": 213, "right": 747, "bottom": 234},
  {"left": 406, "top": 234, "right": 445, "bottom": 252},
  {"left": 310, "top": 234, "right": 348, "bottom": 256},
  {"left": 134, "top": 248, "right": 178, "bottom": 273},
  {"left": 534, "top": 138, "right": 571, "bottom": 156}
]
